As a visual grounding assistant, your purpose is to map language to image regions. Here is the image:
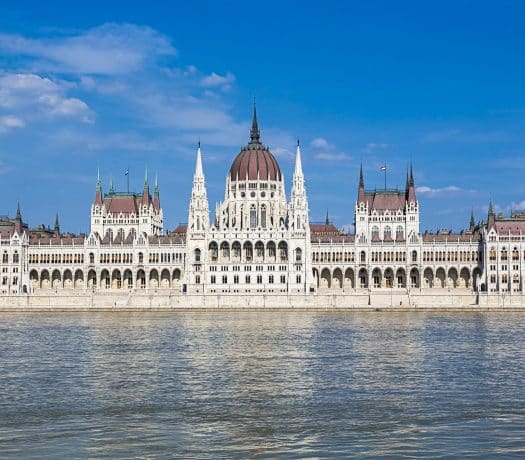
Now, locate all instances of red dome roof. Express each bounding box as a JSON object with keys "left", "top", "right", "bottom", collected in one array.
[
  {"left": 229, "top": 104, "right": 282, "bottom": 182},
  {"left": 229, "top": 144, "right": 281, "bottom": 181}
]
